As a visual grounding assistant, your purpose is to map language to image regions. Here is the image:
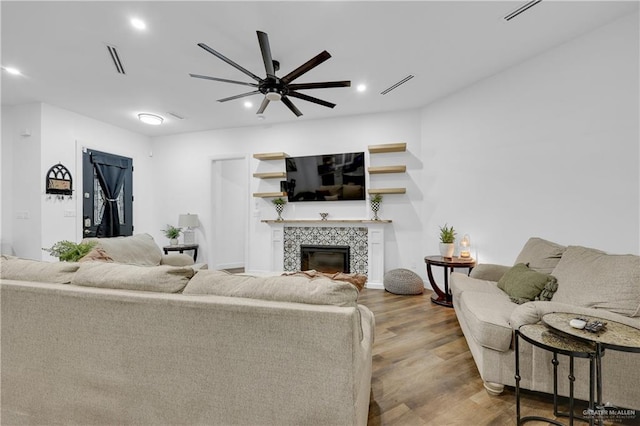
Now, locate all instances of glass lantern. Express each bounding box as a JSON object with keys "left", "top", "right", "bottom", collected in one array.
[{"left": 459, "top": 234, "right": 472, "bottom": 259}]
